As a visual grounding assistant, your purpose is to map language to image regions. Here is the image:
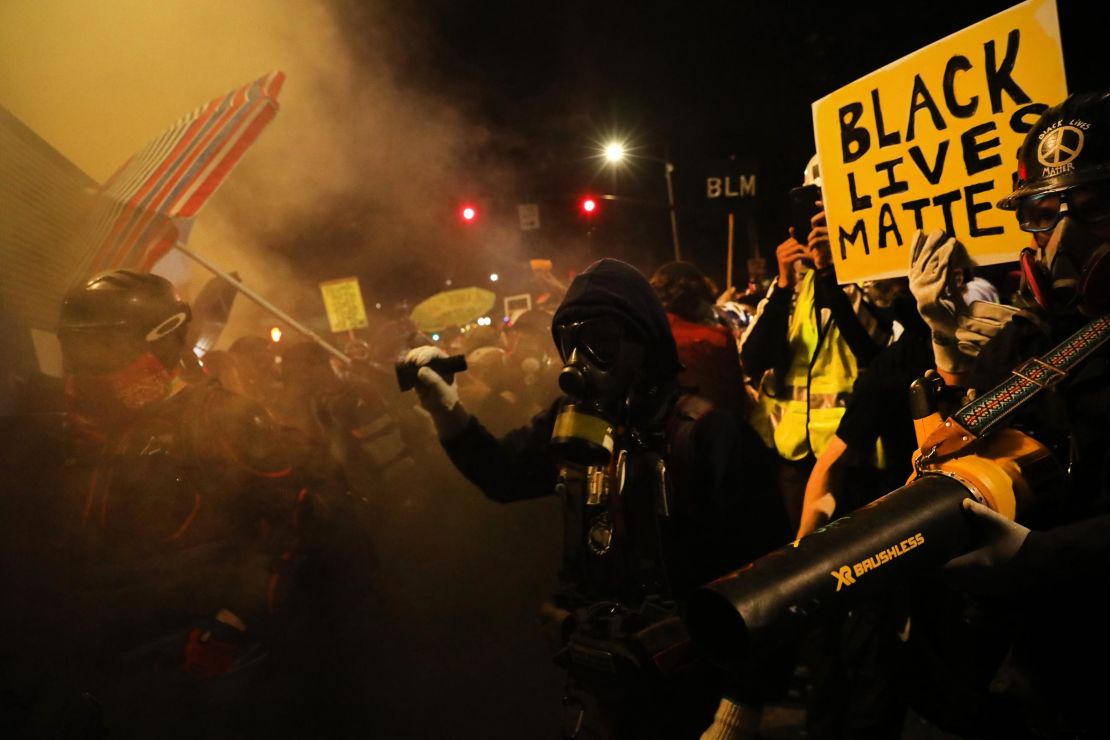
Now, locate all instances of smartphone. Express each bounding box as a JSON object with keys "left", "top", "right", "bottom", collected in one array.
[{"left": 788, "top": 184, "right": 822, "bottom": 268}]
